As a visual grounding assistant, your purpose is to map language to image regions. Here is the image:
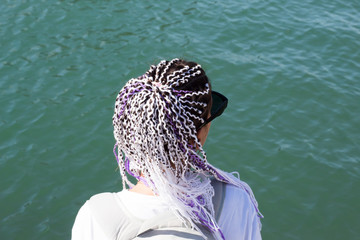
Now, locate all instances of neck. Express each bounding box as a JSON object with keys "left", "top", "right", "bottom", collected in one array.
[{"left": 129, "top": 181, "right": 156, "bottom": 196}]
